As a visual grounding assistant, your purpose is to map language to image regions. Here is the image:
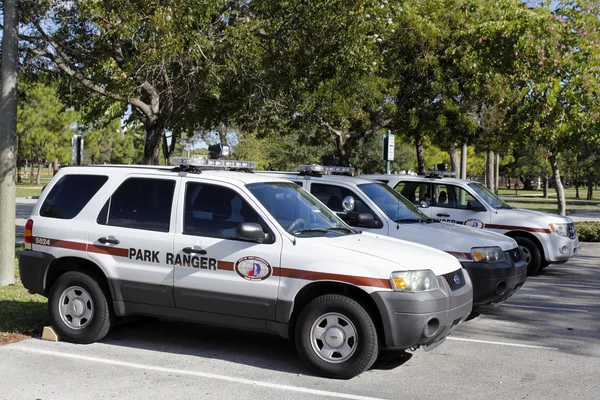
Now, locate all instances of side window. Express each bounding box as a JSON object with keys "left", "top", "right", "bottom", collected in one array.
[
  {"left": 395, "top": 181, "right": 430, "bottom": 205},
  {"left": 184, "top": 182, "right": 272, "bottom": 241},
  {"left": 40, "top": 175, "right": 108, "bottom": 219},
  {"left": 310, "top": 183, "right": 381, "bottom": 227},
  {"left": 434, "top": 184, "right": 476, "bottom": 209},
  {"left": 97, "top": 178, "right": 175, "bottom": 232}
]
